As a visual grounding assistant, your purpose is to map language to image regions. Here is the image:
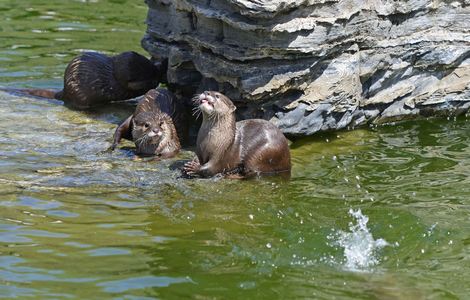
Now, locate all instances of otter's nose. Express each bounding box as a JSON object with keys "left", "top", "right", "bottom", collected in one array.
[
  {"left": 199, "top": 92, "right": 206, "bottom": 101},
  {"left": 148, "top": 129, "right": 161, "bottom": 137},
  {"left": 154, "top": 129, "right": 163, "bottom": 137}
]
